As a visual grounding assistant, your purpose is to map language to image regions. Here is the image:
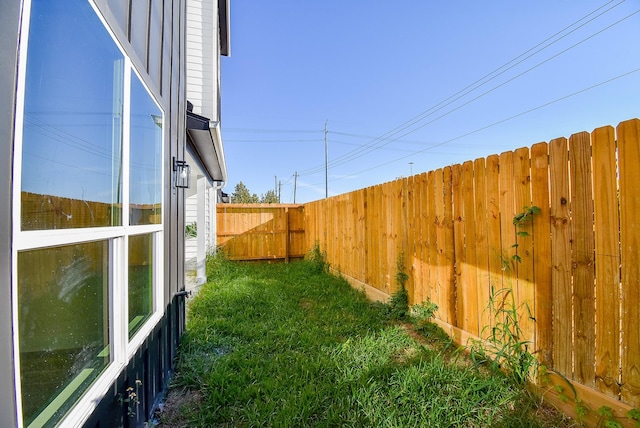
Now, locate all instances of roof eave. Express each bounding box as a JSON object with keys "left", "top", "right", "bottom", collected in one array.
[{"left": 186, "top": 111, "right": 227, "bottom": 183}]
